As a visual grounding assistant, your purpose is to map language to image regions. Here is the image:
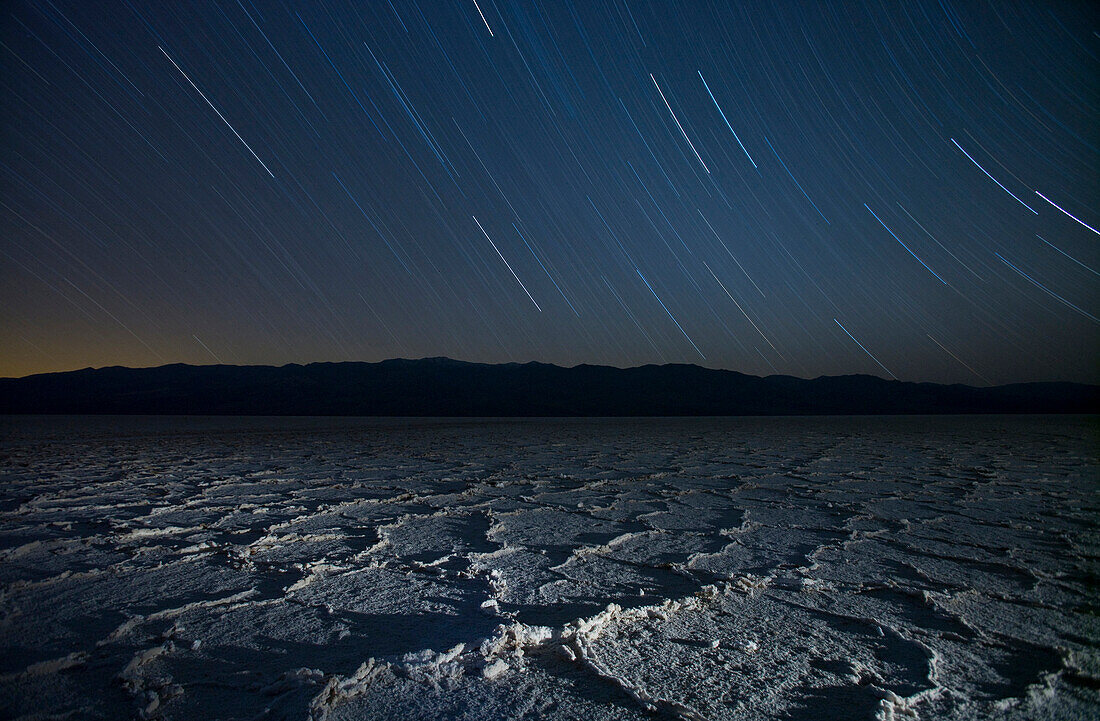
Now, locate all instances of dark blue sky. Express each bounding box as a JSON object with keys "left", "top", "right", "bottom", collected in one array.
[{"left": 1, "top": 1, "right": 1096, "bottom": 383}]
